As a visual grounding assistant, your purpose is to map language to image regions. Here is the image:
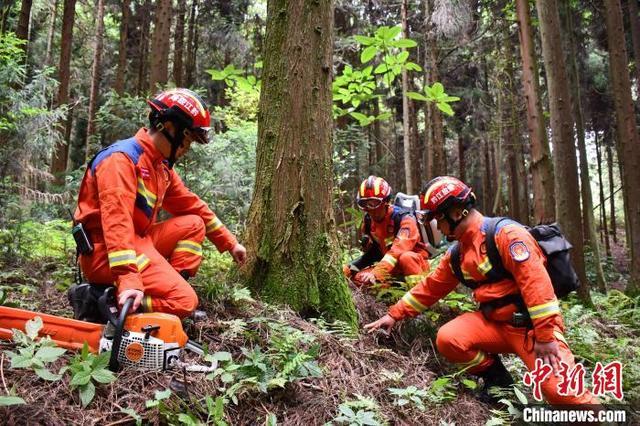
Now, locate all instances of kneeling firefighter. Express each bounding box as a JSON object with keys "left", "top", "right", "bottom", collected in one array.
[
  {"left": 343, "top": 176, "right": 430, "bottom": 288},
  {"left": 365, "top": 176, "right": 599, "bottom": 405}
]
